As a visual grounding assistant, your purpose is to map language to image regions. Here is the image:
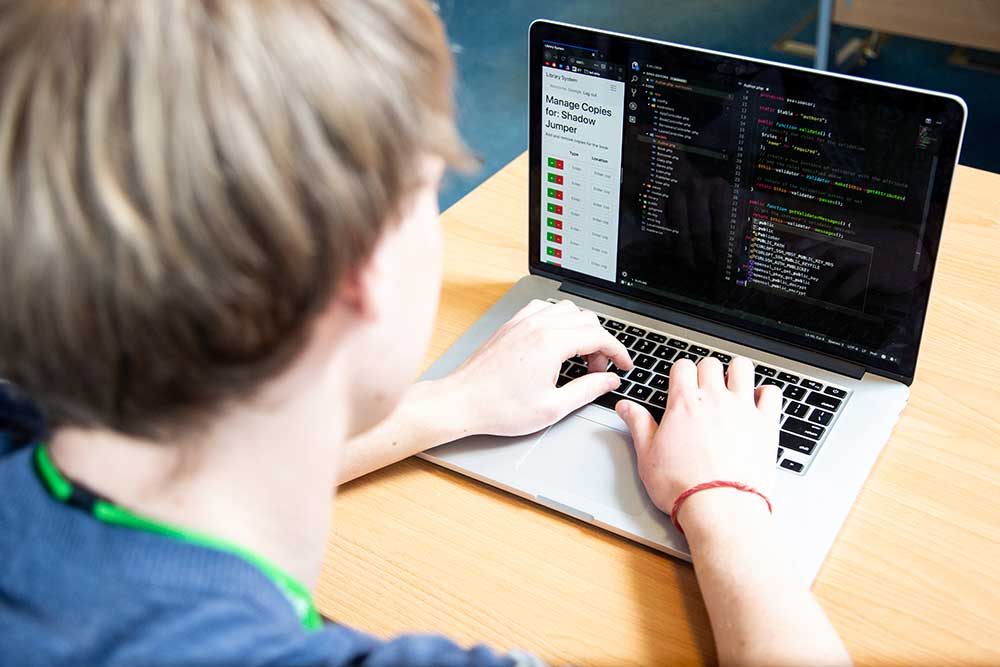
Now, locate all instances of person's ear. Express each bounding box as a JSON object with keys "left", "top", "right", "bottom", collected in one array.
[{"left": 334, "top": 238, "right": 389, "bottom": 322}]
